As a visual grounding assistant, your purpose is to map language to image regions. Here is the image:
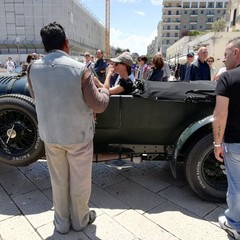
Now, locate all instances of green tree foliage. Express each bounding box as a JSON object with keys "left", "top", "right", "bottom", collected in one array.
[
  {"left": 211, "top": 19, "right": 226, "bottom": 32},
  {"left": 189, "top": 30, "right": 202, "bottom": 36},
  {"left": 115, "top": 47, "right": 131, "bottom": 55}
]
